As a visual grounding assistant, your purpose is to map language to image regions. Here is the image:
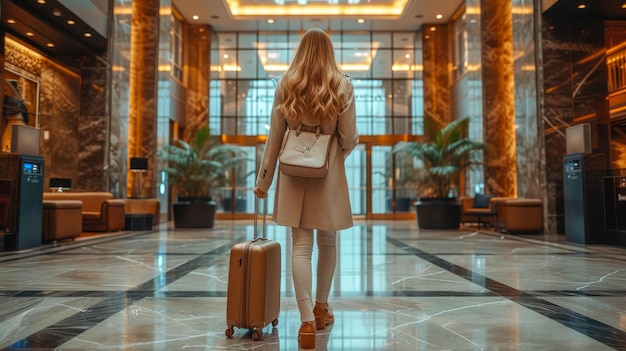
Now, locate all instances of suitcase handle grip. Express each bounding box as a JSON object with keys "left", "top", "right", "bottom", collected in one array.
[{"left": 253, "top": 197, "right": 267, "bottom": 239}]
